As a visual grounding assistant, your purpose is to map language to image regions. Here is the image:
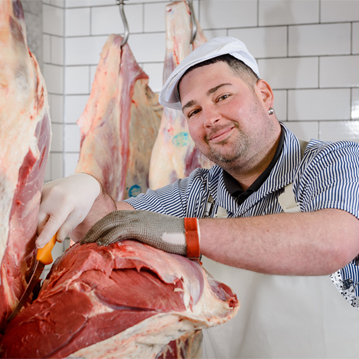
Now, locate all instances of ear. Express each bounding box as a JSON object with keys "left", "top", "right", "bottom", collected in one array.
[{"left": 255, "top": 79, "right": 274, "bottom": 107}]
